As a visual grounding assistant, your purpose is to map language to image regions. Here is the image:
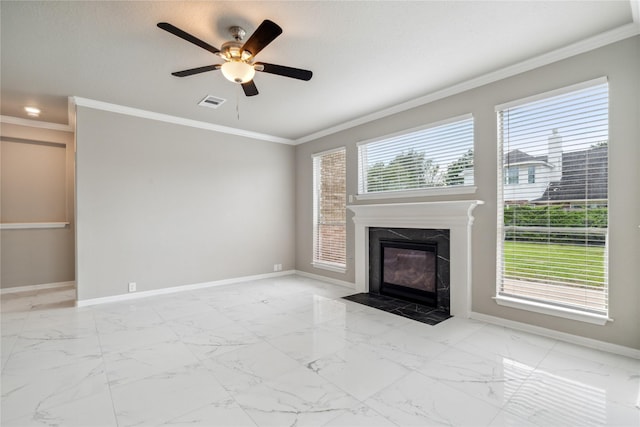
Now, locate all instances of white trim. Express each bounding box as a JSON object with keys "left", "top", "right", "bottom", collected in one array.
[
  {"left": 355, "top": 186, "right": 477, "bottom": 201},
  {"left": 72, "top": 97, "right": 295, "bottom": 145},
  {"left": 0, "top": 222, "right": 69, "bottom": 230},
  {"left": 348, "top": 200, "right": 484, "bottom": 318},
  {"left": 0, "top": 115, "right": 73, "bottom": 132},
  {"left": 76, "top": 270, "right": 296, "bottom": 307},
  {"left": 295, "top": 270, "right": 355, "bottom": 289},
  {"left": 67, "top": 96, "right": 77, "bottom": 131},
  {"left": 311, "top": 261, "right": 347, "bottom": 274},
  {"left": 470, "top": 311, "right": 640, "bottom": 360},
  {"left": 1, "top": 281, "right": 75, "bottom": 294},
  {"left": 294, "top": 23, "right": 639, "bottom": 145},
  {"left": 311, "top": 146, "right": 347, "bottom": 158},
  {"left": 494, "top": 77, "right": 608, "bottom": 111},
  {"left": 494, "top": 295, "right": 611, "bottom": 326},
  {"left": 356, "top": 114, "right": 474, "bottom": 197},
  {"left": 496, "top": 81, "right": 610, "bottom": 321},
  {"left": 631, "top": 0, "right": 640, "bottom": 24},
  {"left": 312, "top": 147, "right": 347, "bottom": 272},
  {"left": 355, "top": 113, "right": 474, "bottom": 148}
]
